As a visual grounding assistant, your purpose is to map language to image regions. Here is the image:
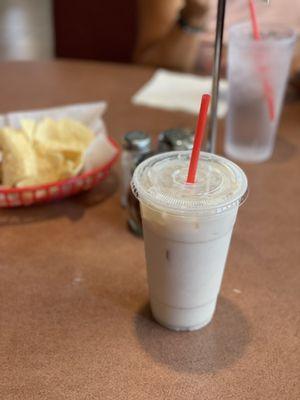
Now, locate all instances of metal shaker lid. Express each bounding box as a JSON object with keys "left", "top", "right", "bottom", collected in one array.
[
  {"left": 123, "top": 131, "right": 151, "bottom": 151},
  {"left": 157, "top": 128, "right": 194, "bottom": 152}
]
